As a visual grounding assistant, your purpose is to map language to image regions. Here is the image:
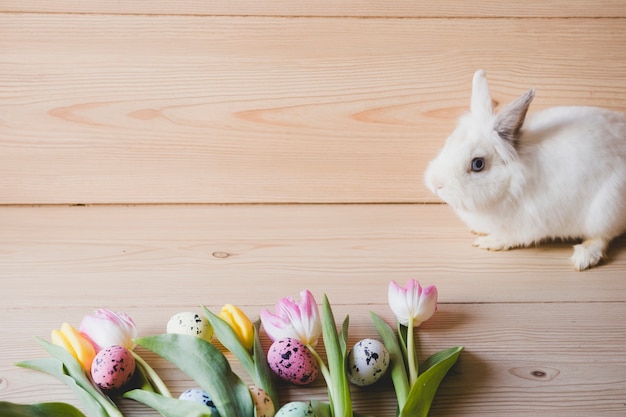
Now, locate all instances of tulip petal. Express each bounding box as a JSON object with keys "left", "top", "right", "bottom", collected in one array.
[
  {"left": 414, "top": 285, "right": 438, "bottom": 326},
  {"left": 51, "top": 323, "right": 96, "bottom": 372},
  {"left": 388, "top": 280, "right": 438, "bottom": 328},
  {"left": 79, "top": 309, "right": 137, "bottom": 351},
  {"left": 388, "top": 281, "right": 411, "bottom": 326},
  {"left": 260, "top": 290, "right": 321, "bottom": 347},
  {"left": 219, "top": 304, "right": 254, "bottom": 351}
]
